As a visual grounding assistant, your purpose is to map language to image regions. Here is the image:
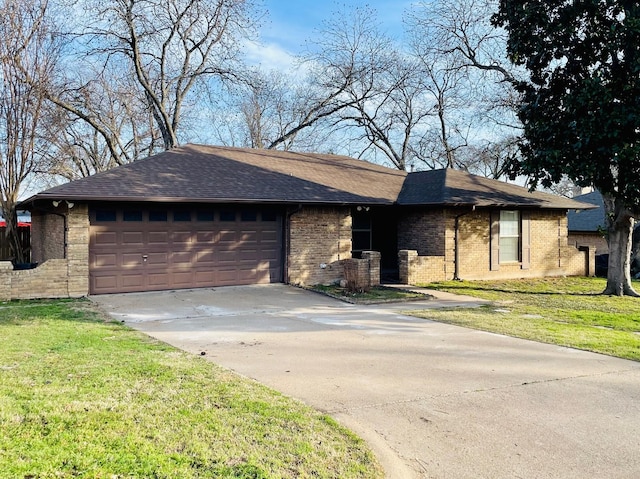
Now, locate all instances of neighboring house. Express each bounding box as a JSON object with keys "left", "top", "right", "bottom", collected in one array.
[
  {"left": 12, "top": 144, "right": 594, "bottom": 298},
  {"left": 568, "top": 190, "right": 640, "bottom": 277},
  {"left": 567, "top": 191, "right": 609, "bottom": 255}
]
